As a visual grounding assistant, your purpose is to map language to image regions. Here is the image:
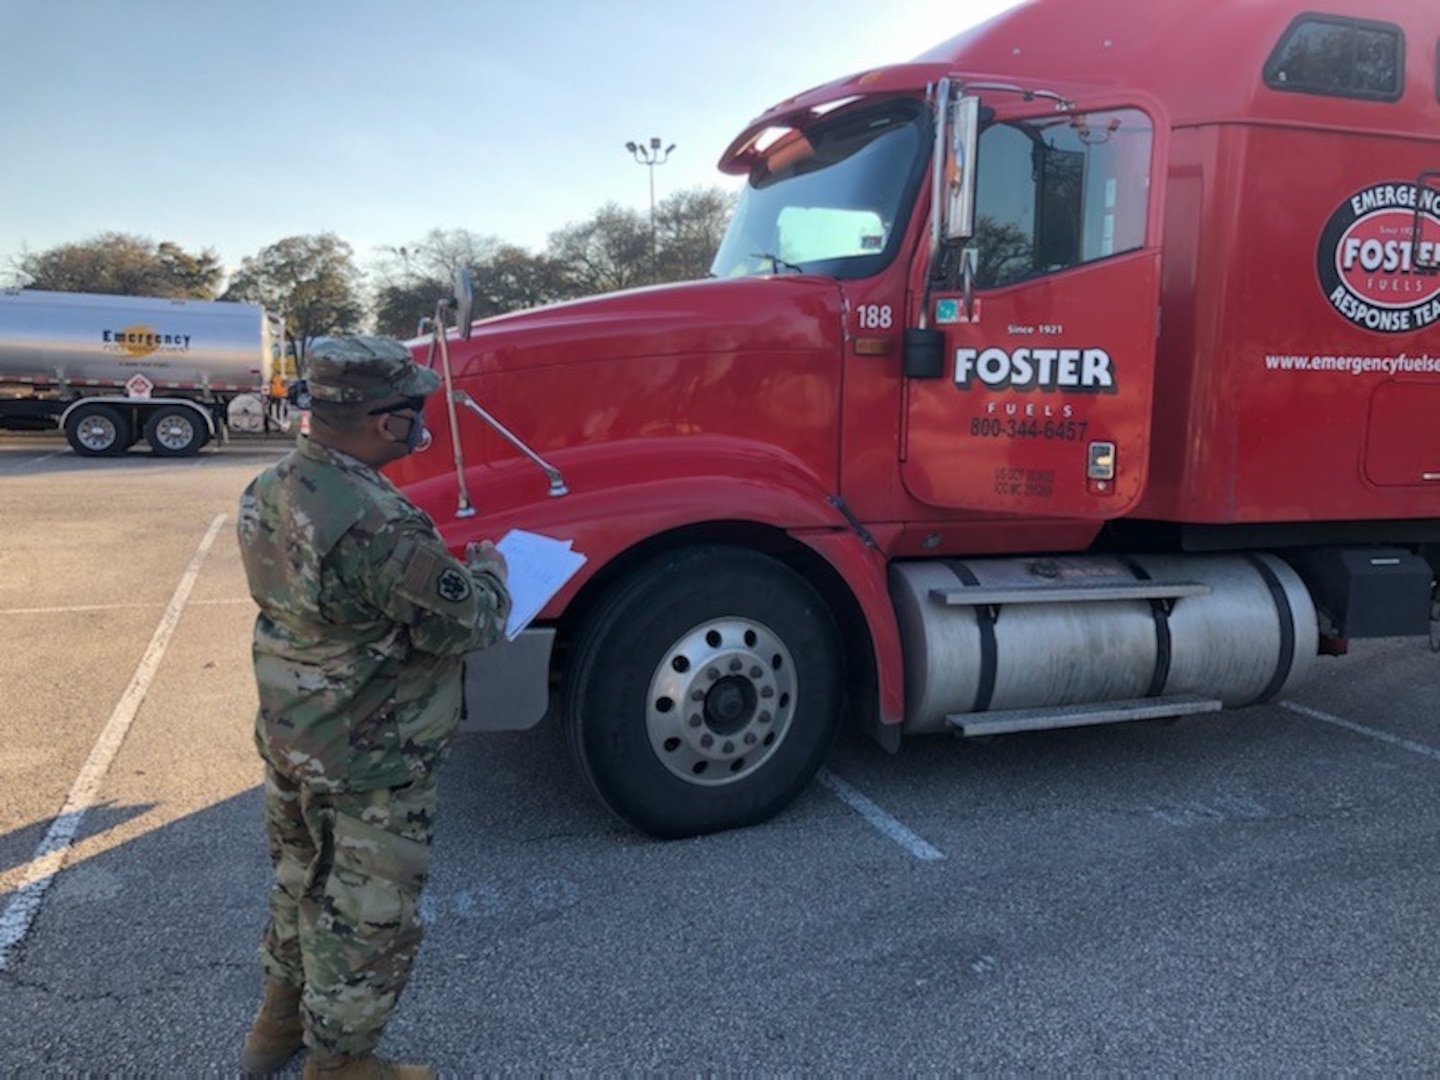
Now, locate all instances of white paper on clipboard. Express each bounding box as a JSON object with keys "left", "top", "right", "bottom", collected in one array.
[{"left": 494, "top": 529, "right": 586, "bottom": 640}]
